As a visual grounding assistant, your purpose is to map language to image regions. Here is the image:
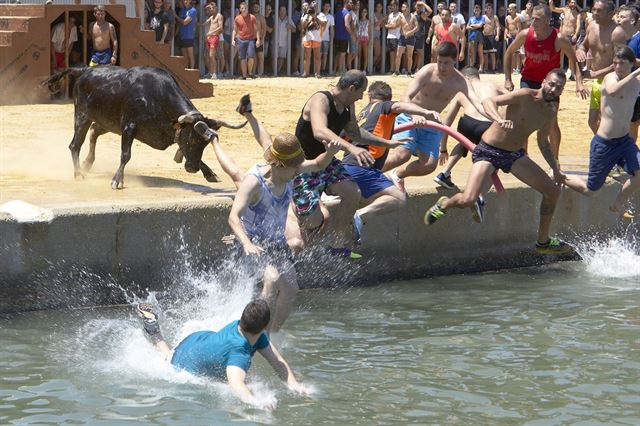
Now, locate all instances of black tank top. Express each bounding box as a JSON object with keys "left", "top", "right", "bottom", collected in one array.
[{"left": 295, "top": 91, "right": 351, "bottom": 160}]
